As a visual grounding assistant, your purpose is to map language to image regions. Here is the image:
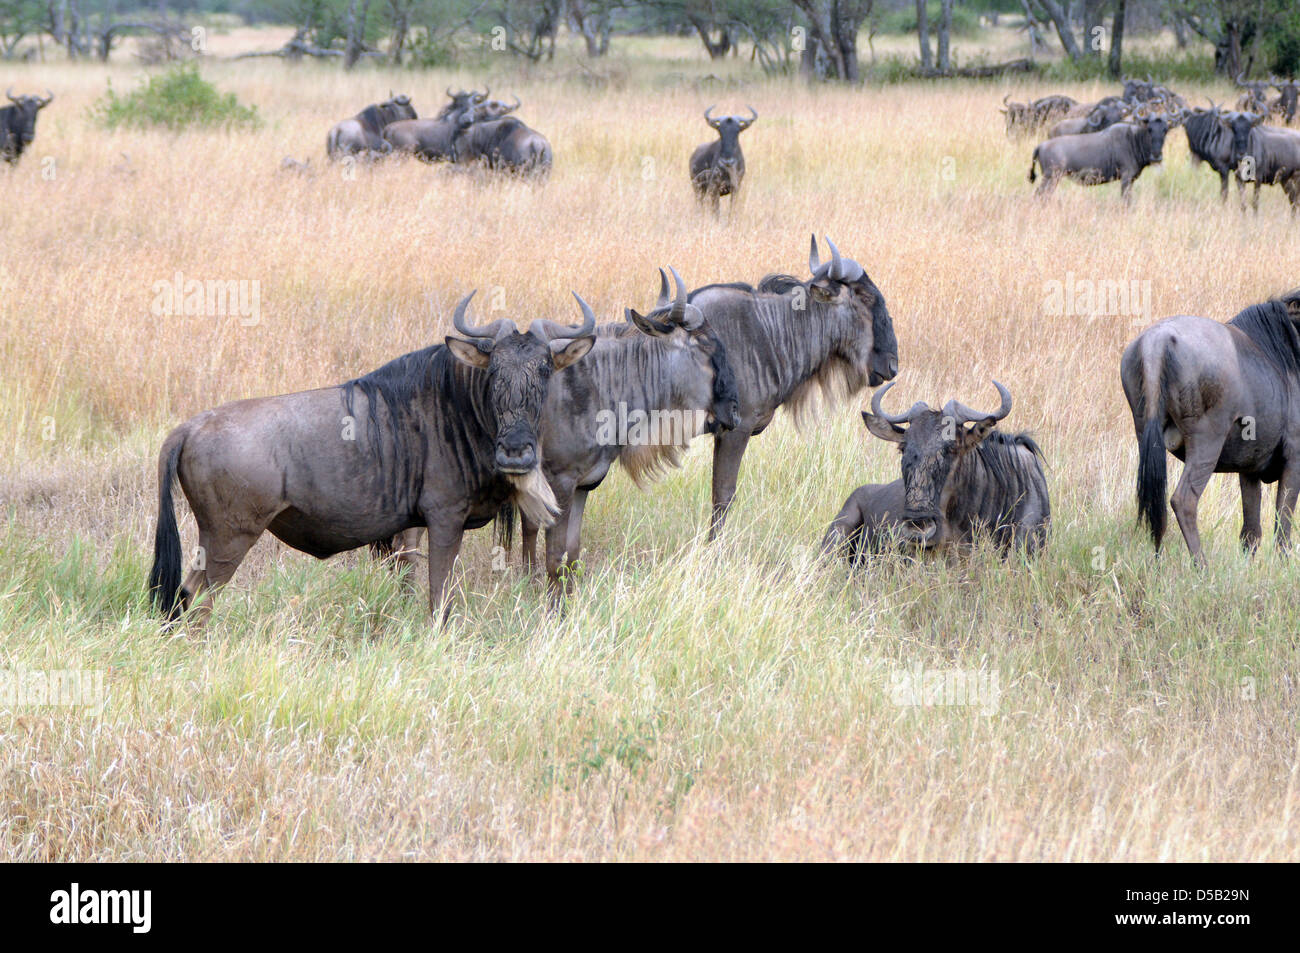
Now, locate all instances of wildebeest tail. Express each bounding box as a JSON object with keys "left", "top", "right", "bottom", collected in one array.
[
  {"left": 148, "top": 429, "right": 186, "bottom": 620},
  {"left": 494, "top": 501, "right": 516, "bottom": 552},
  {"left": 1028, "top": 148, "right": 1039, "bottom": 183},
  {"left": 1136, "top": 341, "right": 1172, "bottom": 549}
]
